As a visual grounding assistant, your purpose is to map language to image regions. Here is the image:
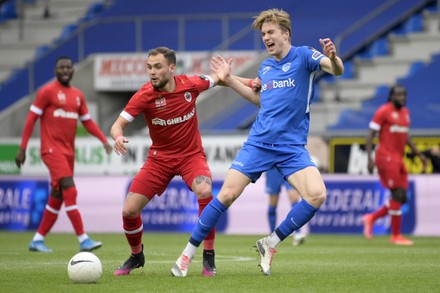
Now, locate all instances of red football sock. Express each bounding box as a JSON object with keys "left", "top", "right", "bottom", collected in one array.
[
  {"left": 198, "top": 196, "right": 216, "bottom": 250},
  {"left": 123, "top": 214, "right": 143, "bottom": 254},
  {"left": 389, "top": 200, "right": 402, "bottom": 236},
  {"left": 63, "top": 187, "right": 85, "bottom": 236},
  {"left": 37, "top": 196, "right": 63, "bottom": 236},
  {"left": 372, "top": 204, "right": 389, "bottom": 221}
]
